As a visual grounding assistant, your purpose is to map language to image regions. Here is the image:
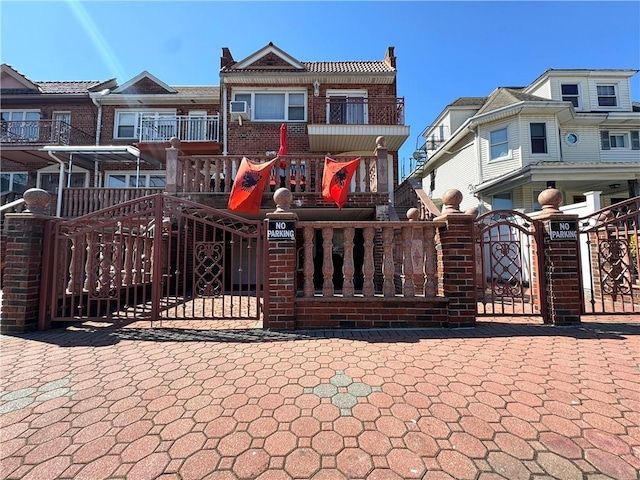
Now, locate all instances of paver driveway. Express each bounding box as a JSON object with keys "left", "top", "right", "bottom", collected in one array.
[{"left": 1, "top": 317, "right": 639, "bottom": 480}]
